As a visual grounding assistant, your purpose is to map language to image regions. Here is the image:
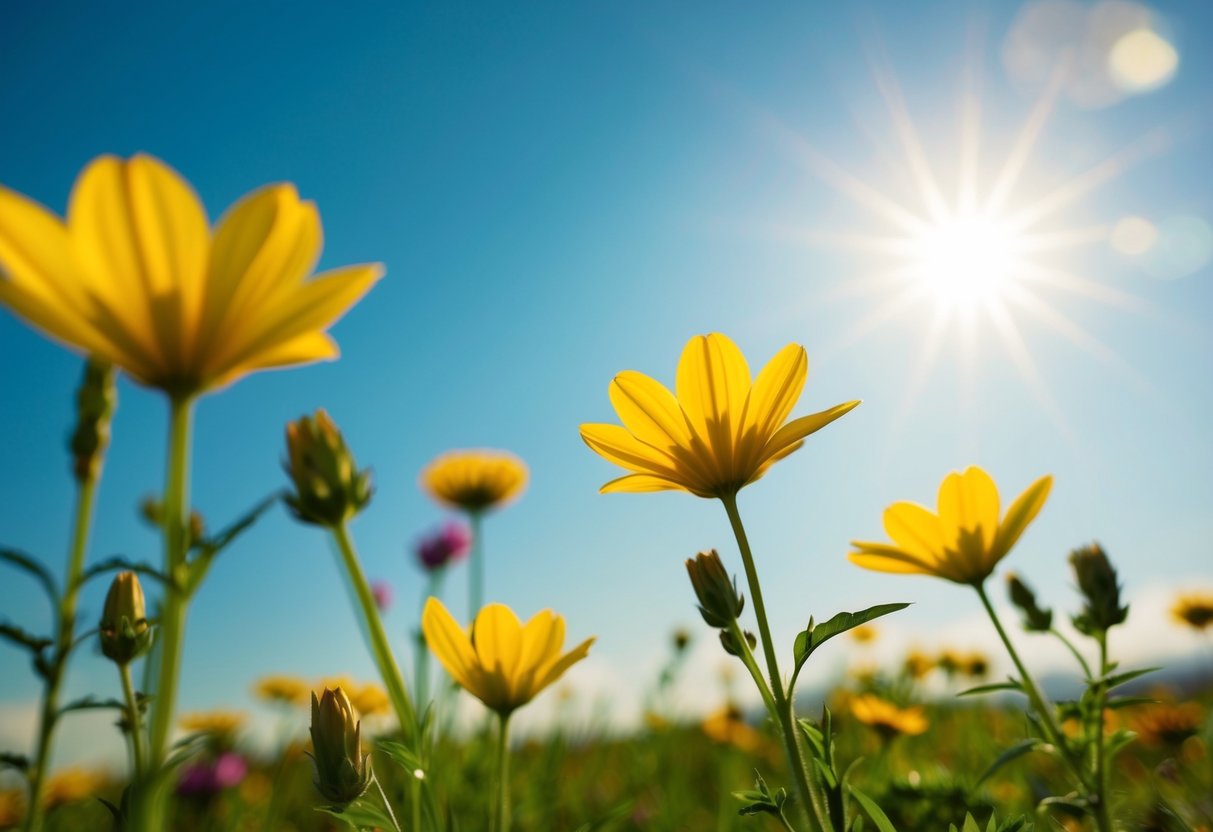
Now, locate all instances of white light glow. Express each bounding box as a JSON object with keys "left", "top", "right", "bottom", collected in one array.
[{"left": 910, "top": 215, "right": 1022, "bottom": 312}]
